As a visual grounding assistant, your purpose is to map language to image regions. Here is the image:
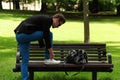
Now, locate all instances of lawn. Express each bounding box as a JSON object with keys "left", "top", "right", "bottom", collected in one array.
[{"left": 0, "top": 10, "right": 120, "bottom": 80}]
